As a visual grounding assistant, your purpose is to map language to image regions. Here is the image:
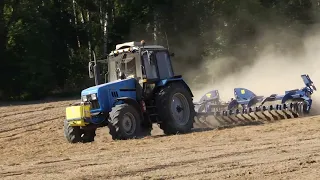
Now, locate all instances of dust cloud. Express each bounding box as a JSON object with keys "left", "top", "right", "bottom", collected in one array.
[{"left": 191, "top": 26, "right": 320, "bottom": 110}]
